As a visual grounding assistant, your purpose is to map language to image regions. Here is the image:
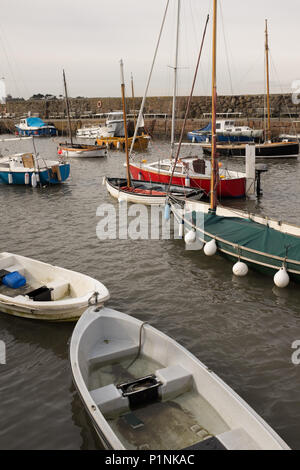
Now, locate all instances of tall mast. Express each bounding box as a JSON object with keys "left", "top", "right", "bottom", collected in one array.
[
  {"left": 63, "top": 69, "right": 73, "bottom": 145},
  {"left": 131, "top": 73, "right": 136, "bottom": 130},
  {"left": 210, "top": 0, "right": 218, "bottom": 211},
  {"left": 120, "top": 59, "right": 131, "bottom": 187},
  {"left": 265, "top": 19, "right": 271, "bottom": 142},
  {"left": 170, "top": 0, "right": 180, "bottom": 159}
]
